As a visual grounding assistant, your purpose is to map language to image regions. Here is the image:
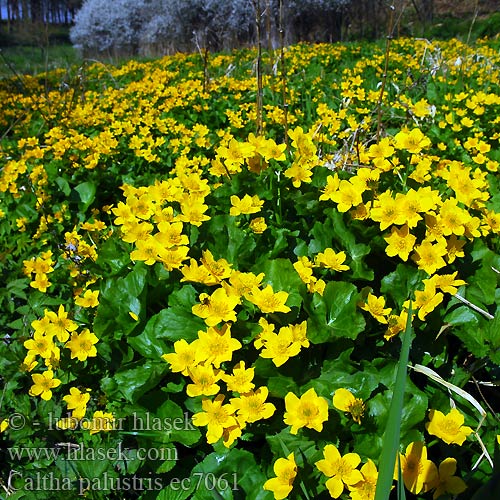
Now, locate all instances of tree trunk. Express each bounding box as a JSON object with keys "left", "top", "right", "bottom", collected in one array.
[{"left": 30, "top": 0, "right": 43, "bottom": 22}]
